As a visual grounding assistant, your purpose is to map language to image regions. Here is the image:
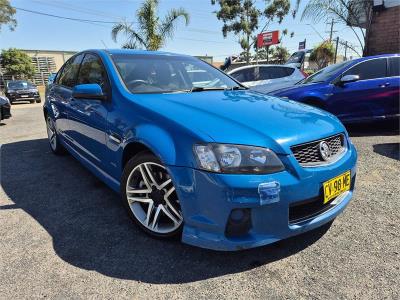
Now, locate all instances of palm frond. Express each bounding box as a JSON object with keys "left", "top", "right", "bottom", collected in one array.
[
  {"left": 137, "top": 0, "right": 159, "bottom": 43},
  {"left": 111, "top": 21, "right": 146, "bottom": 49},
  {"left": 159, "top": 8, "right": 190, "bottom": 40}
]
